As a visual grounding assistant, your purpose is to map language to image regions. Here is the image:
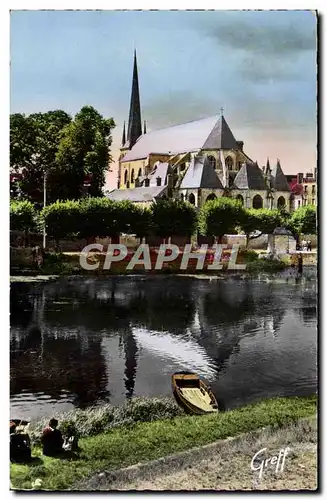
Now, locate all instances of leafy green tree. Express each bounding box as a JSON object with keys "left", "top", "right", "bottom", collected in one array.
[
  {"left": 10, "top": 200, "right": 37, "bottom": 246},
  {"left": 151, "top": 199, "right": 197, "bottom": 240},
  {"left": 287, "top": 205, "right": 316, "bottom": 241},
  {"left": 10, "top": 111, "right": 72, "bottom": 204},
  {"left": 40, "top": 200, "right": 81, "bottom": 246},
  {"left": 79, "top": 197, "right": 119, "bottom": 241},
  {"left": 56, "top": 106, "right": 115, "bottom": 200},
  {"left": 198, "top": 197, "right": 242, "bottom": 243}
]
